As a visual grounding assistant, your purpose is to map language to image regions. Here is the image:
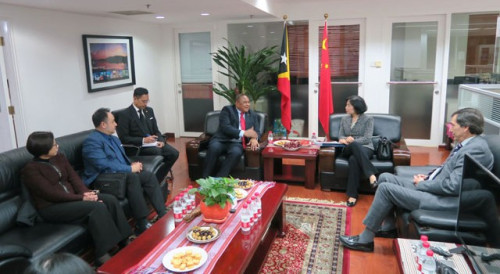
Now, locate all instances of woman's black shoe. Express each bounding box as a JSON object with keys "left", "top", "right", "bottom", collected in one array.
[{"left": 346, "top": 199, "right": 357, "bottom": 207}]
